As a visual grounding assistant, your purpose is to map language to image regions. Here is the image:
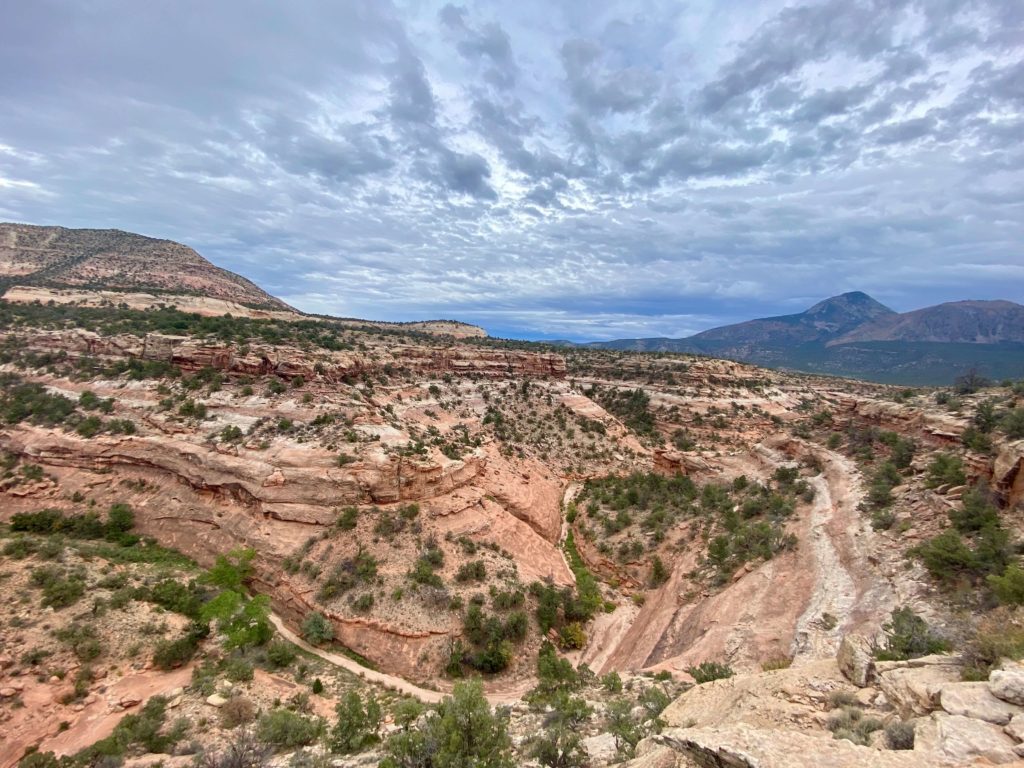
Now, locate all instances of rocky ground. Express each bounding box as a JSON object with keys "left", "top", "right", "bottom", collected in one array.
[{"left": 1, "top": 300, "right": 1024, "bottom": 766}]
